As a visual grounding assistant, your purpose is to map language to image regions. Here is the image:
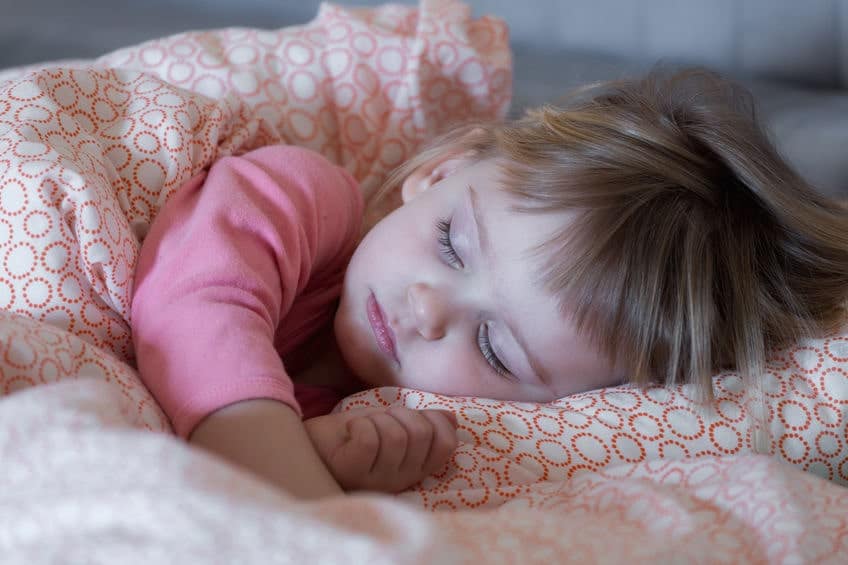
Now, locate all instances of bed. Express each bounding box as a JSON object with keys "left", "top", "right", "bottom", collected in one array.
[{"left": 1, "top": 1, "right": 847, "bottom": 562}]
